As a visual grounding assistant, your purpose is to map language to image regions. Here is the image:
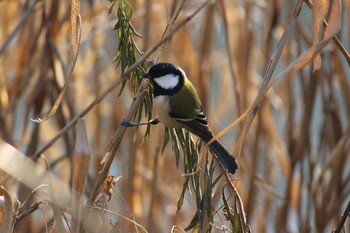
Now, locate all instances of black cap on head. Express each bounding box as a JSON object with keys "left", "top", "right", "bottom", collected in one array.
[
  {"left": 143, "top": 63, "right": 180, "bottom": 79},
  {"left": 142, "top": 63, "right": 184, "bottom": 96}
]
